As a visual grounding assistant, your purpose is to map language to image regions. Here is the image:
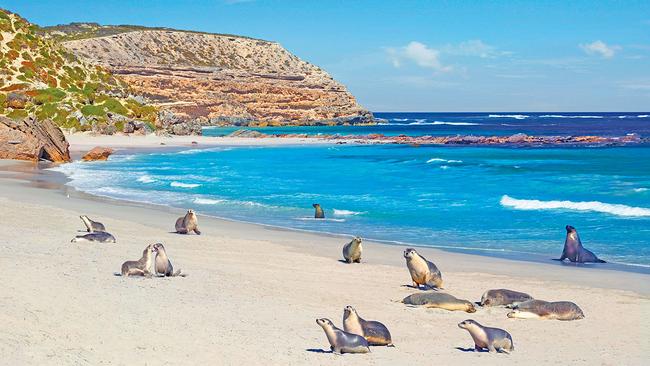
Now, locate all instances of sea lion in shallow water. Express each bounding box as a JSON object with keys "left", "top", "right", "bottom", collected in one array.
[
  {"left": 343, "top": 306, "right": 393, "bottom": 346},
  {"left": 120, "top": 244, "right": 157, "bottom": 277},
  {"left": 153, "top": 243, "right": 184, "bottom": 277},
  {"left": 402, "top": 292, "right": 476, "bottom": 312},
  {"left": 458, "top": 319, "right": 514, "bottom": 353},
  {"left": 342, "top": 237, "right": 363, "bottom": 263},
  {"left": 506, "top": 299, "right": 584, "bottom": 321},
  {"left": 79, "top": 215, "right": 105, "bottom": 232},
  {"left": 316, "top": 318, "right": 370, "bottom": 354},
  {"left": 175, "top": 209, "right": 201, "bottom": 235},
  {"left": 480, "top": 289, "right": 533, "bottom": 307},
  {"left": 71, "top": 232, "right": 116, "bottom": 243},
  {"left": 403, "top": 248, "right": 443, "bottom": 289},
  {"left": 313, "top": 203, "right": 325, "bottom": 219},
  {"left": 554, "top": 225, "right": 605, "bottom": 263}
]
